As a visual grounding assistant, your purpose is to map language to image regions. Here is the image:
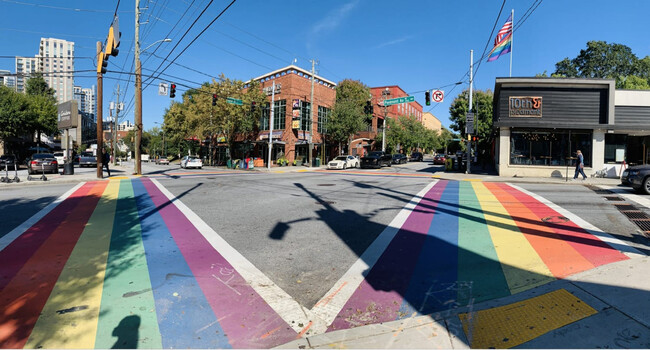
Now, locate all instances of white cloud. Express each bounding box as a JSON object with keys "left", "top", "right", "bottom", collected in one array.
[
  {"left": 374, "top": 36, "right": 411, "bottom": 49},
  {"left": 311, "top": 0, "right": 360, "bottom": 35}
]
